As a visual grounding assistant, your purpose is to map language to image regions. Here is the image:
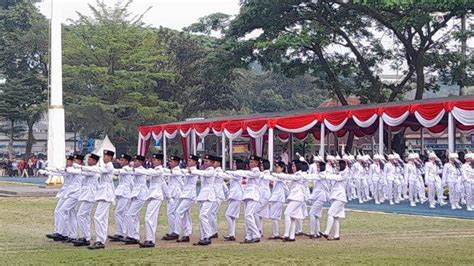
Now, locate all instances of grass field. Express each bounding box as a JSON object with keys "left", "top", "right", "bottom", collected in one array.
[{"left": 0, "top": 197, "right": 473, "bottom": 265}]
